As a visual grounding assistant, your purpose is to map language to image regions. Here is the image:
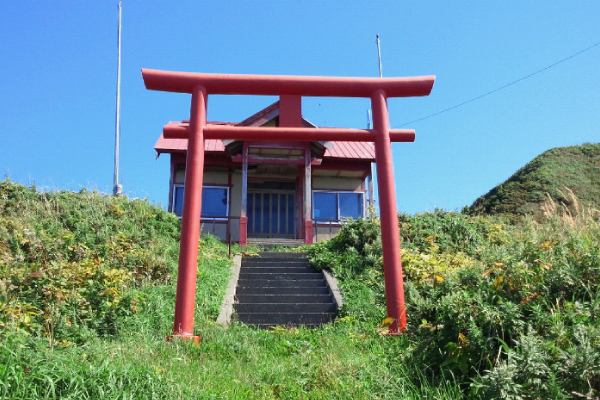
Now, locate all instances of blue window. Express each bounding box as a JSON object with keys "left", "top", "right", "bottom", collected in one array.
[
  {"left": 172, "top": 185, "right": 229, "bottom": 218},
  {"left": 313, "top": 191, "right": 364, "bottom": 221},
  {"left": 173, "top": 186, "right": 185, "bottom": 216},
  {"left": 313, "top": 192, "right": 337, "bottom": 220},
  {"left": 202, "top": 187, "right": 229, "bottom": 218},
  {"left": 339, "top": 192, "right": 362, "bottom": 220}
]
